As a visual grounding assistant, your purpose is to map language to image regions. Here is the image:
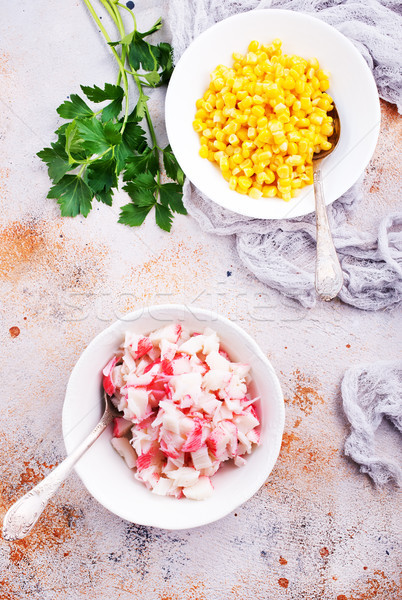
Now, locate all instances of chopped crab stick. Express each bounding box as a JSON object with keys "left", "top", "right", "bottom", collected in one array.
[{"left": 104, "top": 323, "right": 260, "bottom": 500}]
